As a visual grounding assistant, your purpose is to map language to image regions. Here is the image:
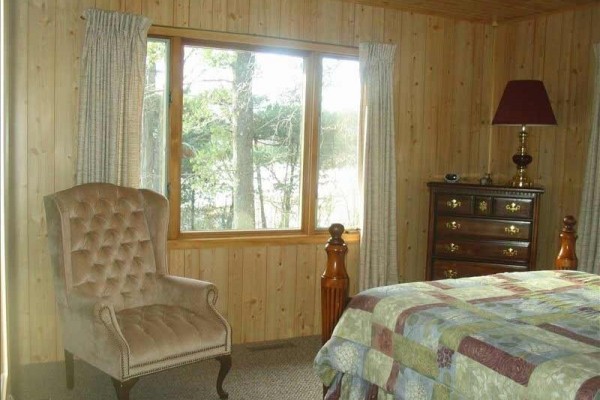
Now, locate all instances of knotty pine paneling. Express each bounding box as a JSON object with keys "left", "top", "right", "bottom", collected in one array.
[
  {"left": 241, "top": 246, "right": 267, "bottom": 343},
  {"left": 26, "top": 0, "right": 58, "bottom": 365},
  {"left": 10, "top": 0, "right": 31, "bottom": 366},
  {"left": 167, "top": 243, "right": 360, "bottom": 345},
  {"left": 340, "top": 0, "right": 597, "bottom": 24},
  {"left": 265, "top": 245, "right": 297, "bottom": 341},
  {"left": 7, "top": 0, "right": 598, "bottom": 366},
  {"left": 490, "top": 3, "right": 600, "bottom": 271}
]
